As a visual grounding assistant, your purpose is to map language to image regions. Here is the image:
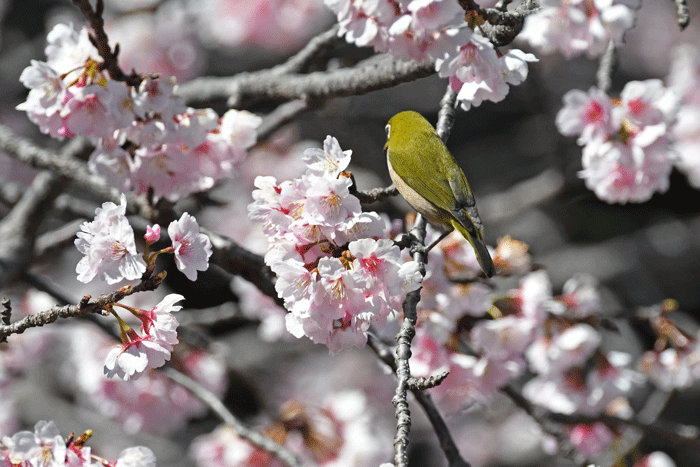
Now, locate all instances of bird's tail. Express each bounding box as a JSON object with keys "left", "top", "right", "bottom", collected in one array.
[{"left": 450, "top": 218, "right": 495, "bottom": 278}]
